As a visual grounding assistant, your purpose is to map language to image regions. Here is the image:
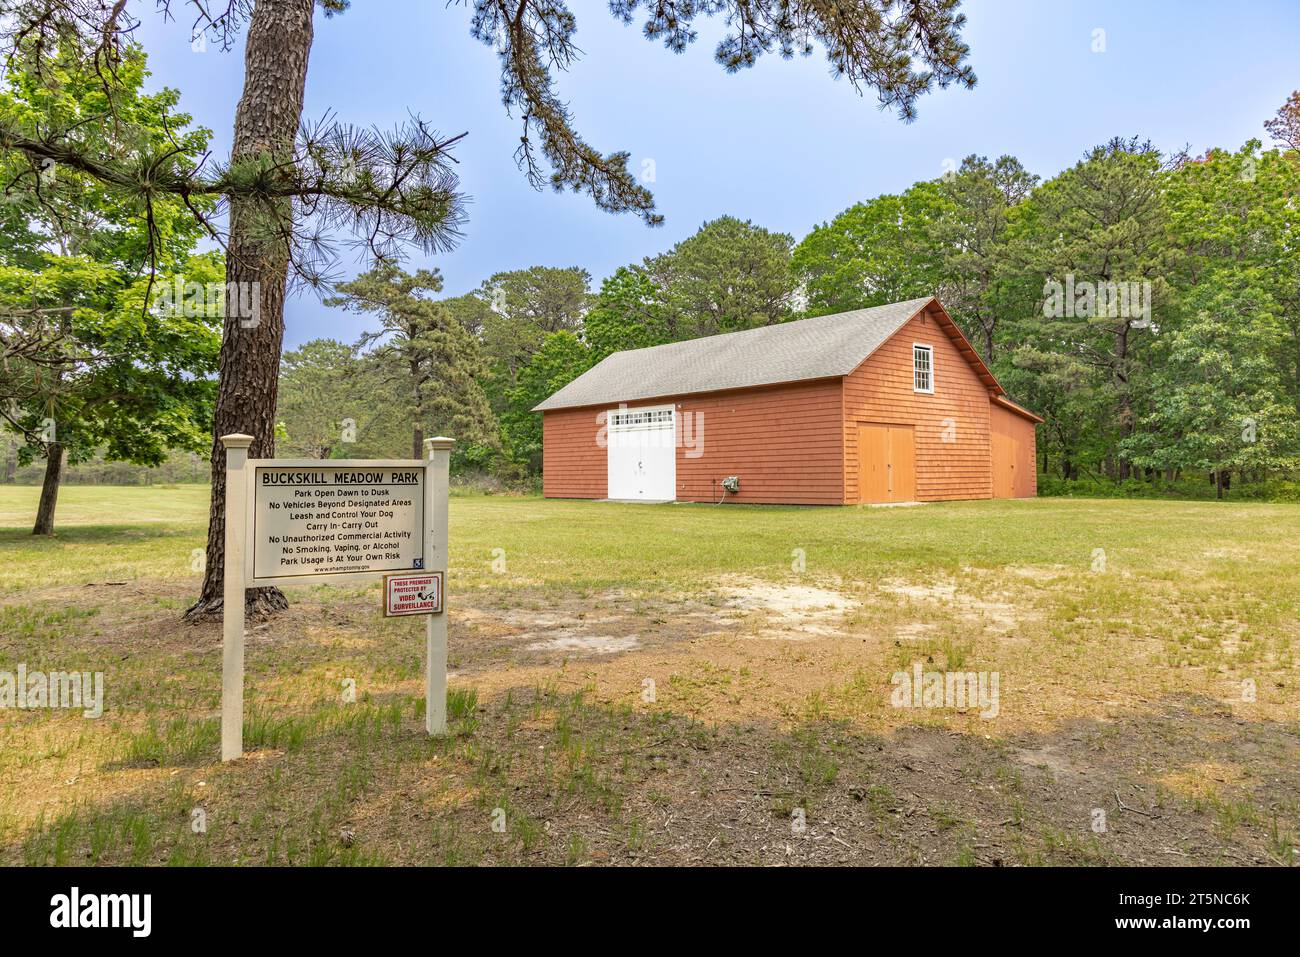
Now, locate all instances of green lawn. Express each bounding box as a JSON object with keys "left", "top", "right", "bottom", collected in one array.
[
  {"left": 7, "top": 482, "right": 1298, "bottom": 595},
  {"left": 1, "top": 485, "right": 1297, "bottom": 866},
  {"left": 0, "top": 485, "right": 210, "bottom": 594}
]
